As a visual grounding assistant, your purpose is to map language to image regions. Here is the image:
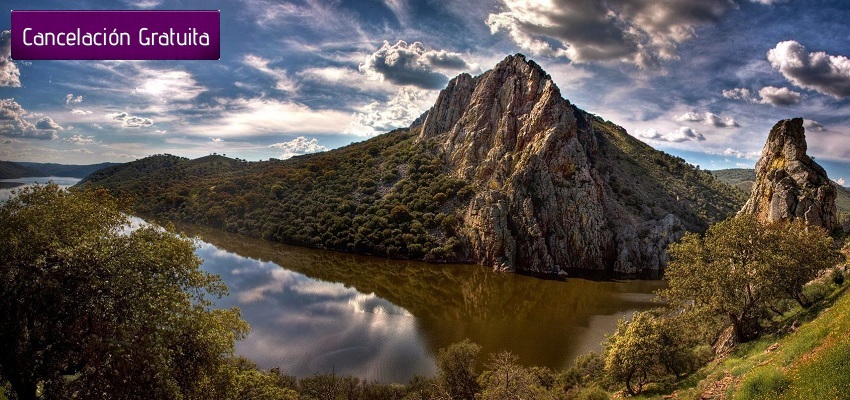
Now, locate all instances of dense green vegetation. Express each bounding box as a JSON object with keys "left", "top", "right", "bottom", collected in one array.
[
  {"left": 591, "top": 119, "right": 746, "bottom": 231},
  {"left": 0, "top": 184, "right": 248, "bottom": 400},
  {"left": 2, "top": 184, "right": 846, "bottom": 399},
  {"left": 82, "top": 129, "right": 474, "bottom": 261},
  {"left": 82, "top": 117, "right": 746, "bottom": 268}
]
